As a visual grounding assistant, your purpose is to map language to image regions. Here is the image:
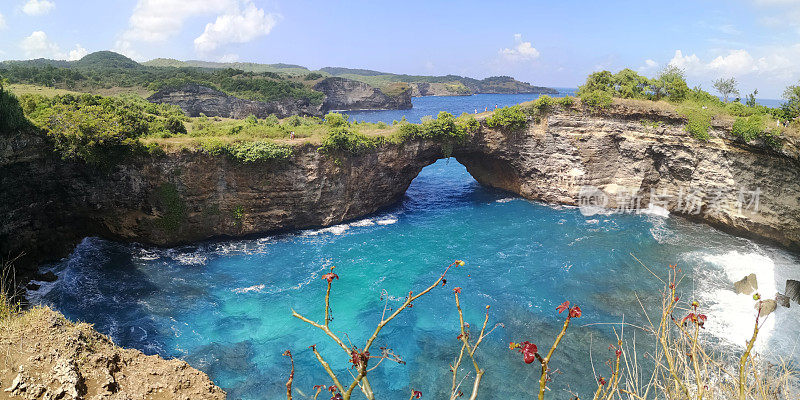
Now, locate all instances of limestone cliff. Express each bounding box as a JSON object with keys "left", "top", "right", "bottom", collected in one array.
[
  {"left": 455, "top": 103, "right": 800, "bottom": 249},
  {"left": 147, "top": 84, "right": 323, "bottom": 118},
  {"left": 313, "top": 77, "right": 412, "bottom": 111}
]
